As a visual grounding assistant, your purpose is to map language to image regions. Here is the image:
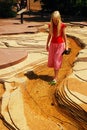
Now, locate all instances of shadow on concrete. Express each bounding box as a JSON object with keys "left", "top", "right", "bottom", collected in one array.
[{"left": 24, "top": 71, "right": 53, "bottom": 82}]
